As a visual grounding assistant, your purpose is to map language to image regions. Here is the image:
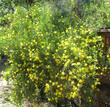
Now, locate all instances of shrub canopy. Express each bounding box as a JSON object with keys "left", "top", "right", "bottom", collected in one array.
[{"left": 0, "top": 0, "right": 110, "bottom": 106}]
